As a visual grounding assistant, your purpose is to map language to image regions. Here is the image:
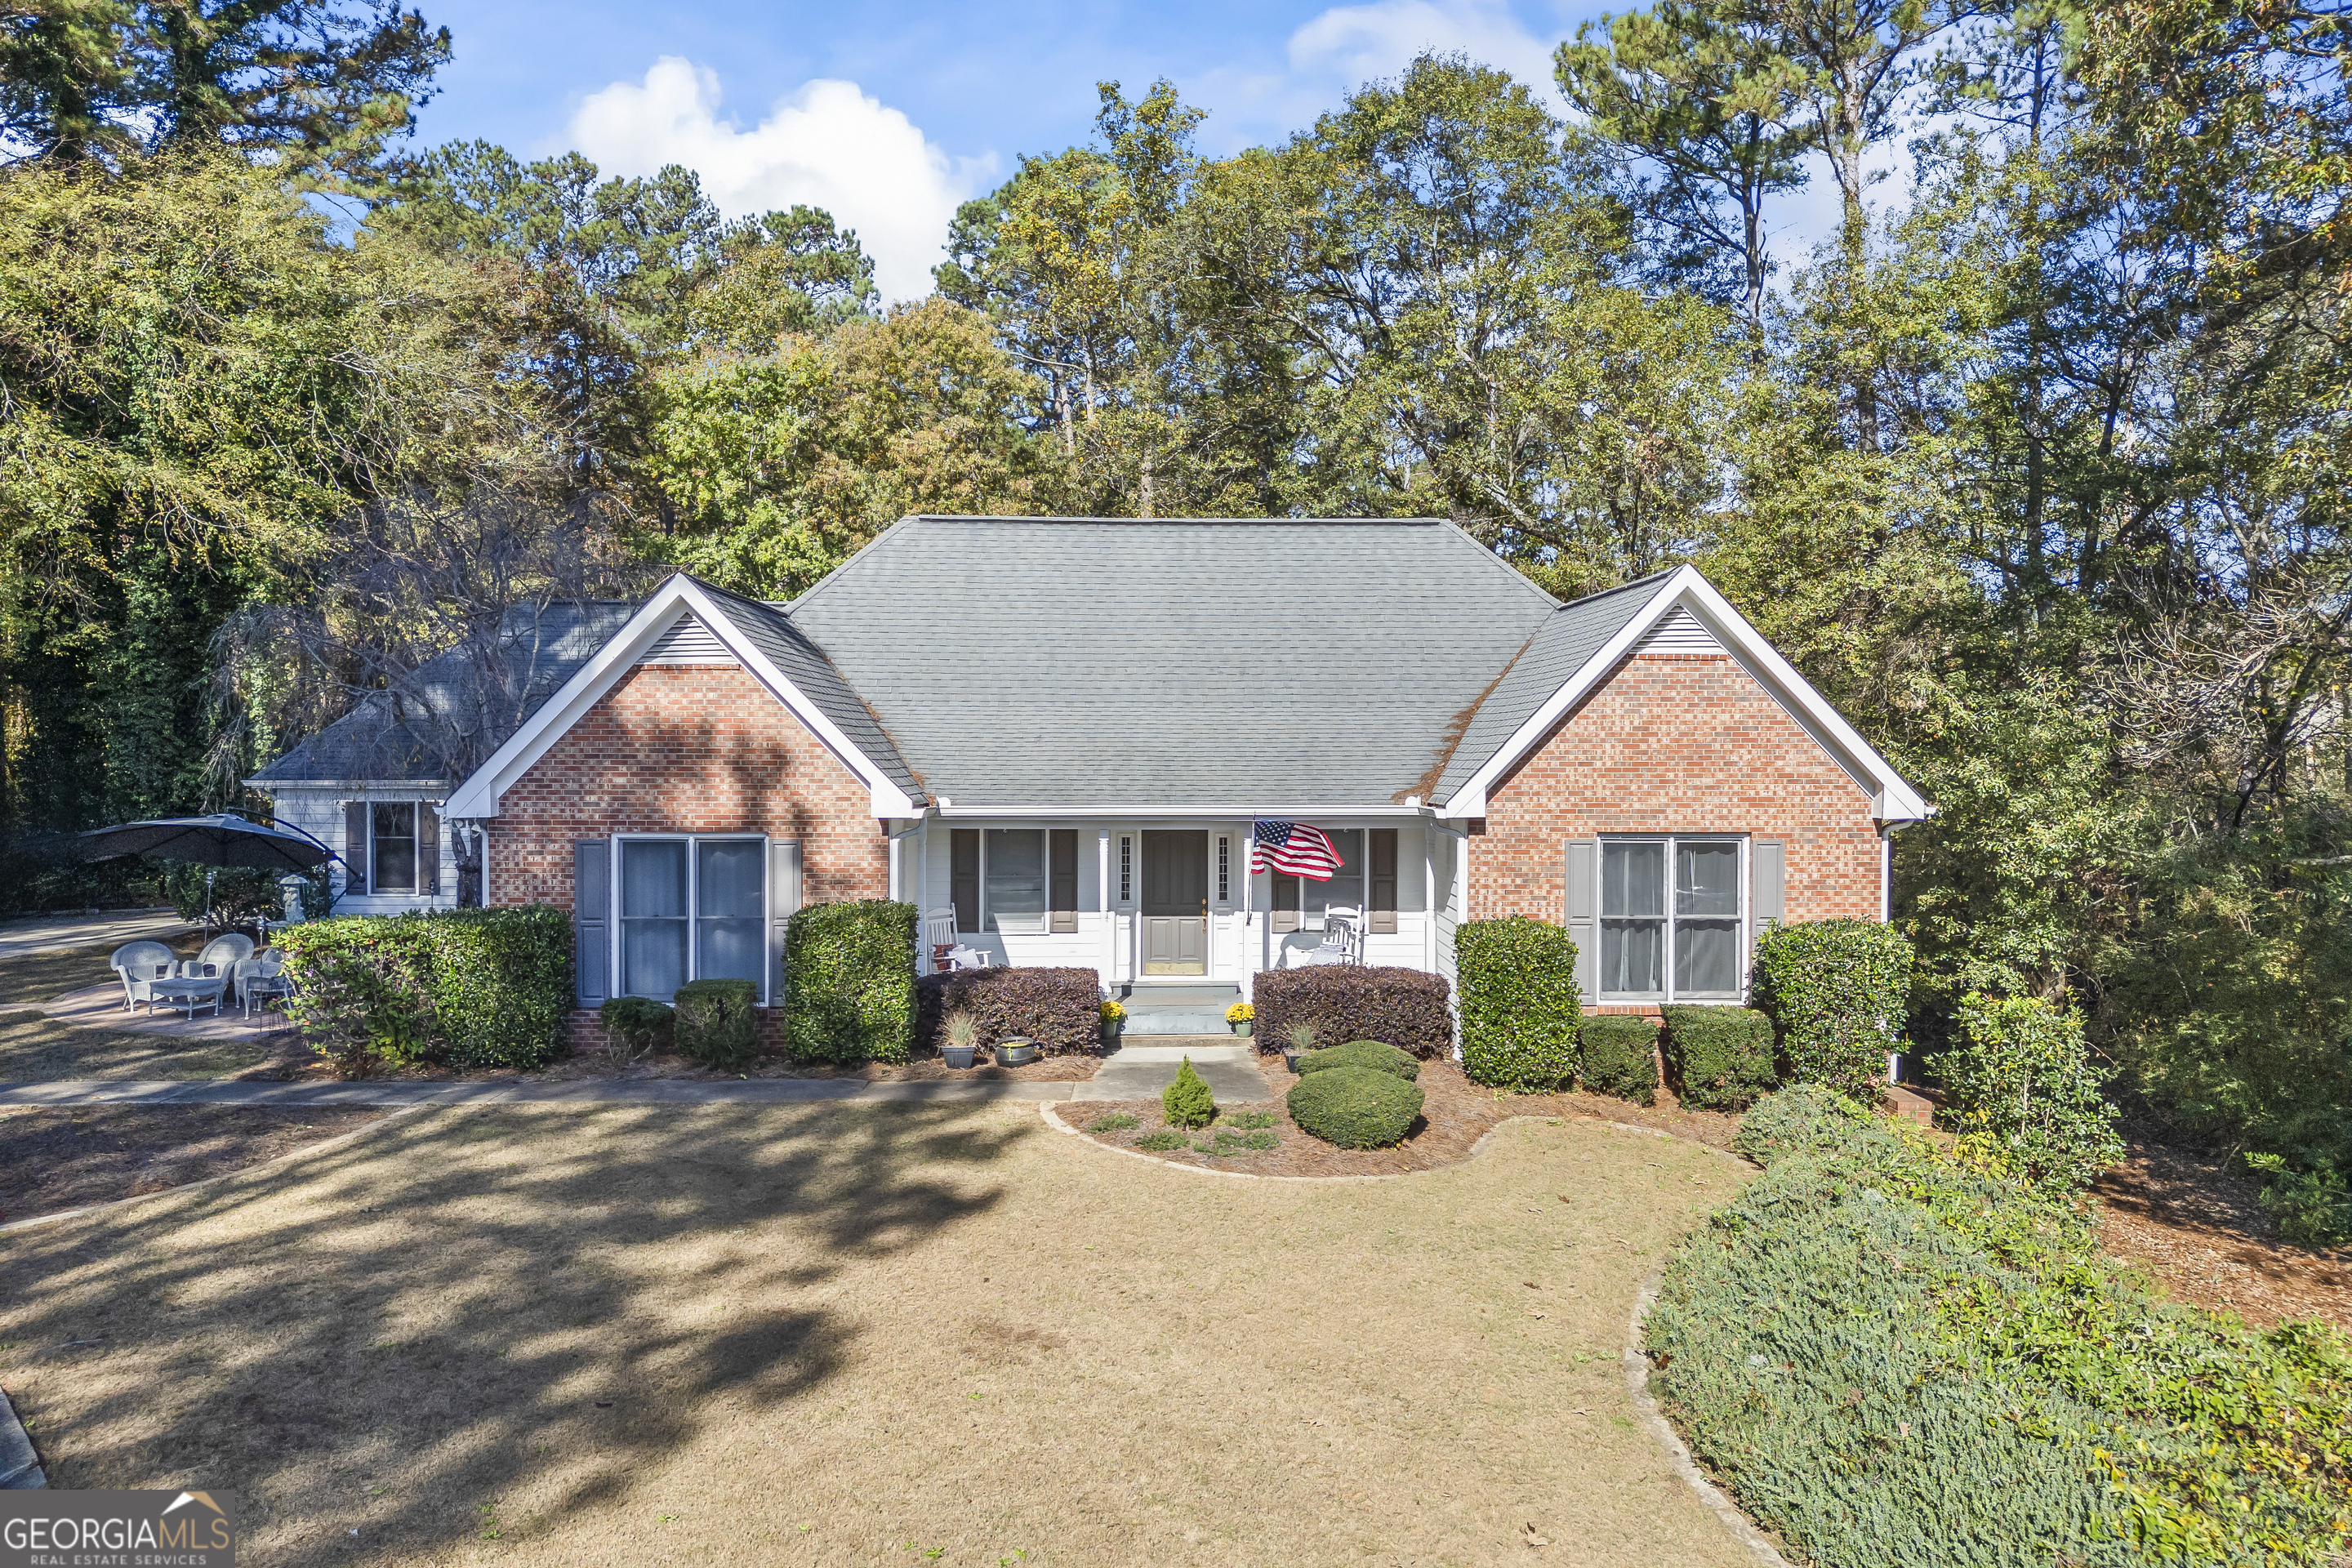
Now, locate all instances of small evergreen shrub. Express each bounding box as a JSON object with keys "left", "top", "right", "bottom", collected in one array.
[
  {"left": 915, "top": 965, "right": 1098, "bottom": 1055},
  {"left": 1731, "top": 1084, "right": 1871, "bottom": 1167},
  {"left": 1085, "top": 1112, "right": 1139, "bottom": 1134},
  {"left": 599, "top": 996, "right": 674, "bottom": 1058},
  {"left": 278, "top": 905, "right": 572, "bottom": 1072},
  {"left": 675, "top": 978, "right": 758, "bottom": 1066},
  {"left": 1659, "top": 1005, "right": 1776, "bottom": 1111},
  {"left": 1163, "top": 1058, "right": 1215, "bottom": 1128},
  {"left": 1250, "top": 966, "right": 1451, "bottom": 1058},
  {"left": 1943, "top": 993, "right": 2123, "bottom": 1196},
  {"left": 783, "top": 899, "right": 915, "bottom": 1065},
  {"left": 1294, "top": 1039, "right": 1420, "bottom": 1080},
  {"left": 1287, "top": 1065, "right": 1424, "bottom": 1148},
  {"left": 1456, "top": 915, "right": 1580, "bottom": 1090},
  {"left": 1579, "top": 1015, "right": 1659, "bottom": 1104},
  {"left": 1134, "top": 1129, "right": 1188, "bottom": 1152},
  {"left": 1751, "top": 918, "right": 1910, "bottom": 1099}
]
